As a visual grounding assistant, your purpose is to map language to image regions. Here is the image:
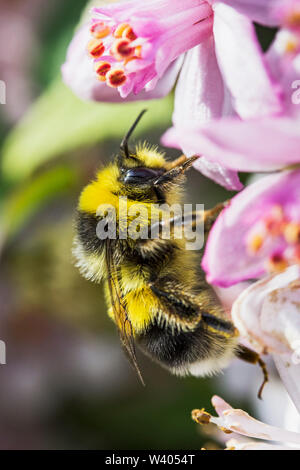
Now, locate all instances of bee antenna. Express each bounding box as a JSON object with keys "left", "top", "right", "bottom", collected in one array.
[{"left": 120, "top": 109, "right": 147, "bottom": 159}]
